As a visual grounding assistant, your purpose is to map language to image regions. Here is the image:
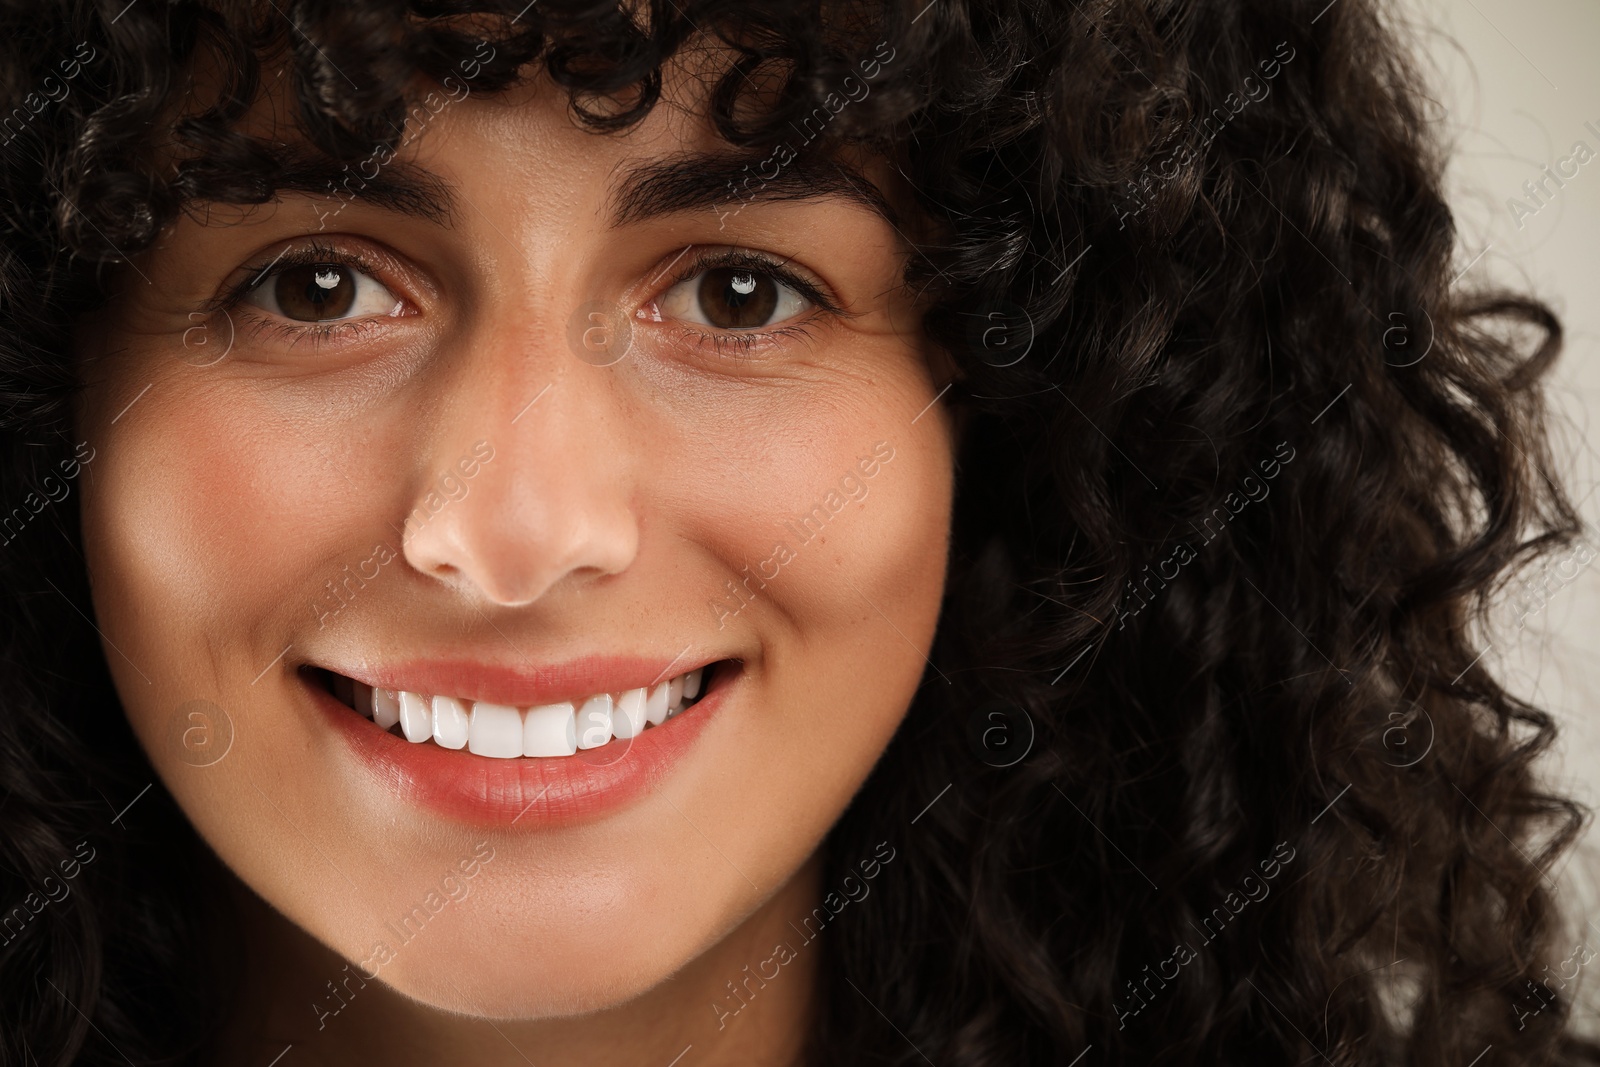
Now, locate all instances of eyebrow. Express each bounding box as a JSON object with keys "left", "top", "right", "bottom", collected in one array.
[
  {"left": 246, "top": 148, "right": 894, "bottom": 231},
  {"left": 252, "top": 156, "right": 460, "bottom": 226},
  {"left": 607, "top": 151, "right": 899, "bottom": 228}
]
